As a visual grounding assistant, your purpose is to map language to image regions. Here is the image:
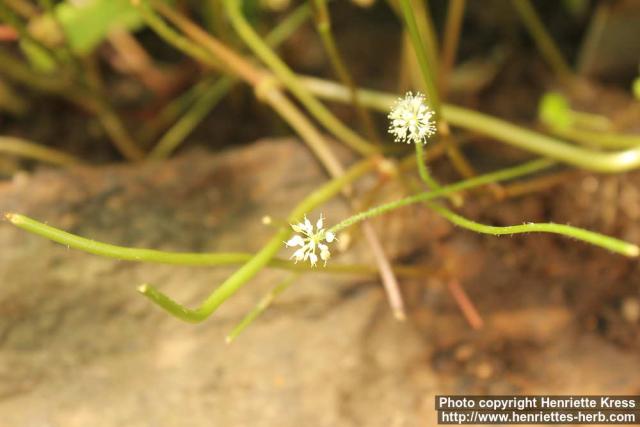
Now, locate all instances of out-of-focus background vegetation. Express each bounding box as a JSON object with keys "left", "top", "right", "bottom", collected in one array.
[{"left": 1, "top": 1, "right": 640, "bottom": 426}]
